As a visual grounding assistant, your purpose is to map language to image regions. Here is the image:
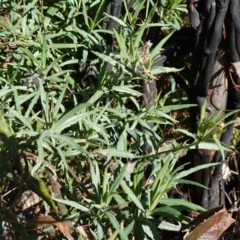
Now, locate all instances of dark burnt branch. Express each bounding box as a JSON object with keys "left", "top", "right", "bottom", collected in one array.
[
  {"left": 227, "top": 0, "right": 240, "bottom": 62},
  {"left": 102, "top": 0, "right": 123, "bottom": 46},
  {"left": 102, "top": 0, "right": 122, "bottom": 31},
  {"left": 107, "top": 0, "right": 122, "bottom": 31},
  {"left": 188, "top": 0, "right": 201, "bottom": 29},
  {"left": 189, "top": 0, "right": 229, "bottom": 135},
  {"left": 188, "top": 0, "right": 240, "bottom": 209},
  {"left": 222, "top": 0, "right": 240, "bottom": 153},
  {"left": 191, "top": 0, "right": 229, "bottom": 99},
  {"left": 227, "top": 0, "right": 240, "bottom": 102}
]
